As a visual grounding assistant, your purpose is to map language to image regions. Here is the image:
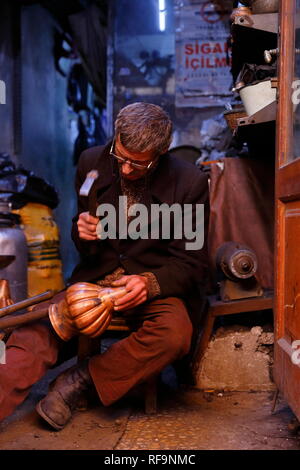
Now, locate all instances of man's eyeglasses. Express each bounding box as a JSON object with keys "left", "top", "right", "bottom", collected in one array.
[{"left": 109, "top": 139, "right": 156, "bottom": 171}]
